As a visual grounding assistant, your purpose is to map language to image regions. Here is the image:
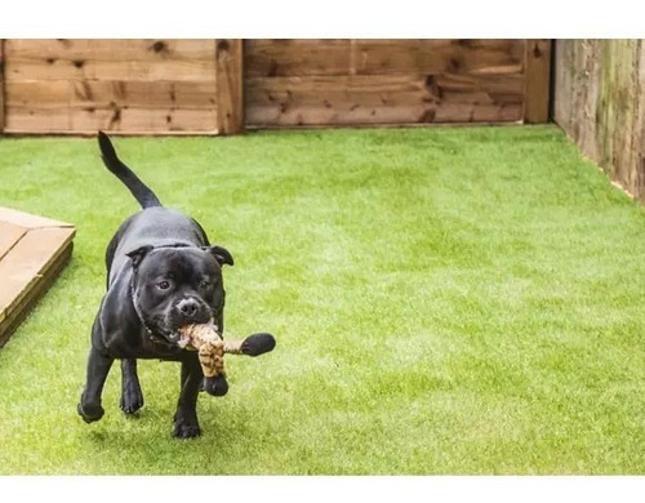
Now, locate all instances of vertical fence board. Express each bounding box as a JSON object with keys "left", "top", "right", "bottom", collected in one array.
[
  {"left": 0, "top": 39, "right": 5, "bottom": 133},
  {"left": 215, "top": 39, "right": 244, "bottom": 135},
  {"left": 523, "top": 39, "right": 551, "bottom": 123},
  {"left": 554, "top": 39, "right": 645, "bottom": 202}
]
